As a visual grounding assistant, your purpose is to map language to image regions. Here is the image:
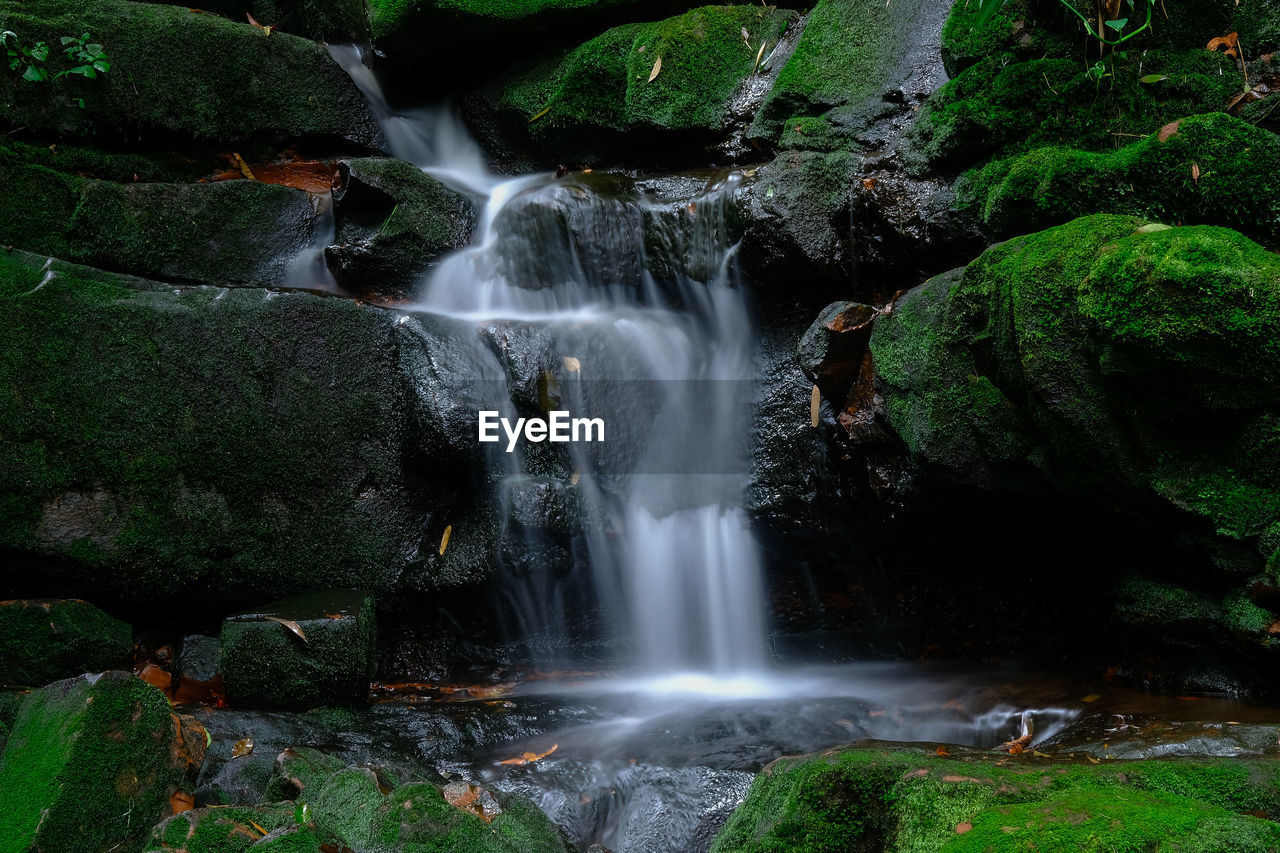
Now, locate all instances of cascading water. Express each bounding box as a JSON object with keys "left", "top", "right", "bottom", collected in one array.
[{"left": 330, "top": 46, "right": 767, "bottom": 678}]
